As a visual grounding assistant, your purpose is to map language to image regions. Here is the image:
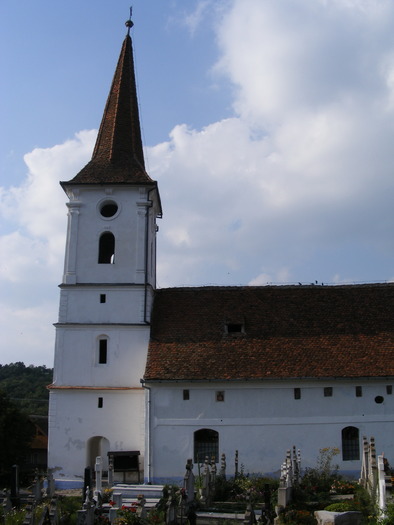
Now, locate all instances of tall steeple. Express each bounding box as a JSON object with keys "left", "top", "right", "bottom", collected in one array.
[
  {"left": 63, "top": 19, "right": 153, "bottom": 185},
  {"left": 48, "top": 15, "right": 161, "bottom": 485}
]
